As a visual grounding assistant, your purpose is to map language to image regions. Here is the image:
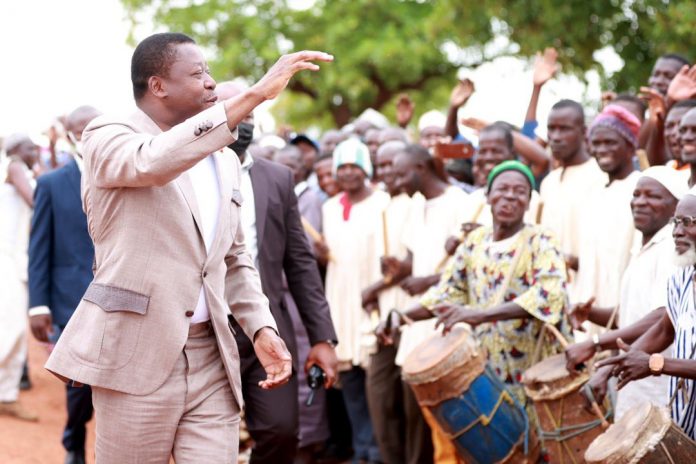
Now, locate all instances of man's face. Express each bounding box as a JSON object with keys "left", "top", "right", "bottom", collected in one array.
[
  {"left": 589, "top": 126, "right": 633, "bottom": 176},
  {"left": 476, "top": 130, "right": 514, "bottom": 181},
  {"left": 672, "top": 196, "right": 696, "bottom": 259},
  {"left": 314, "top": 158, "right": 339, "bottom": 197},
  {"left": 665, "top": 107, "right": 690, "bottom": 162},
  {"left": 375, "top": 150, "right": 397, "bottom": 193},
  {"left": 419, "top": 126, "right": 450, "bottom": 150},
  {"left": 12, "top": 140, "right": 39, "bottom": 167},
  {"left": 392, "top": 153, "right": 420, "bottom": 197},
  {"left": 336, "top": 164, "right": 366, "bottom": 193},
  {"left": 295, "top": 141, "right": 318, "bottom": 172},
  {"left": 630, "top": 177, "right": 677, "bottom": 236},
  {"left": 547, "top": 107, "right": 585, "bottom": 162},
  {"left": 679, "top": 109, "right": 696, "bottom": 164},
  {"left": 275, "top": 151, "right": 305, "bottom": 185},
  {"left": 487, "top": 171, "right": 530, "bottom": 227},
  {"left": 160, "top": 43, "right": 218, "bottom": 120},
  {"left": 364, "top": 129, "right": 381, "bottom": 158},
  {"left": 320, "top": 131, "right": 346, "bottom": 157},
  {"left": 649, "top": 58, "right": 683, "bottom": 96}
]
